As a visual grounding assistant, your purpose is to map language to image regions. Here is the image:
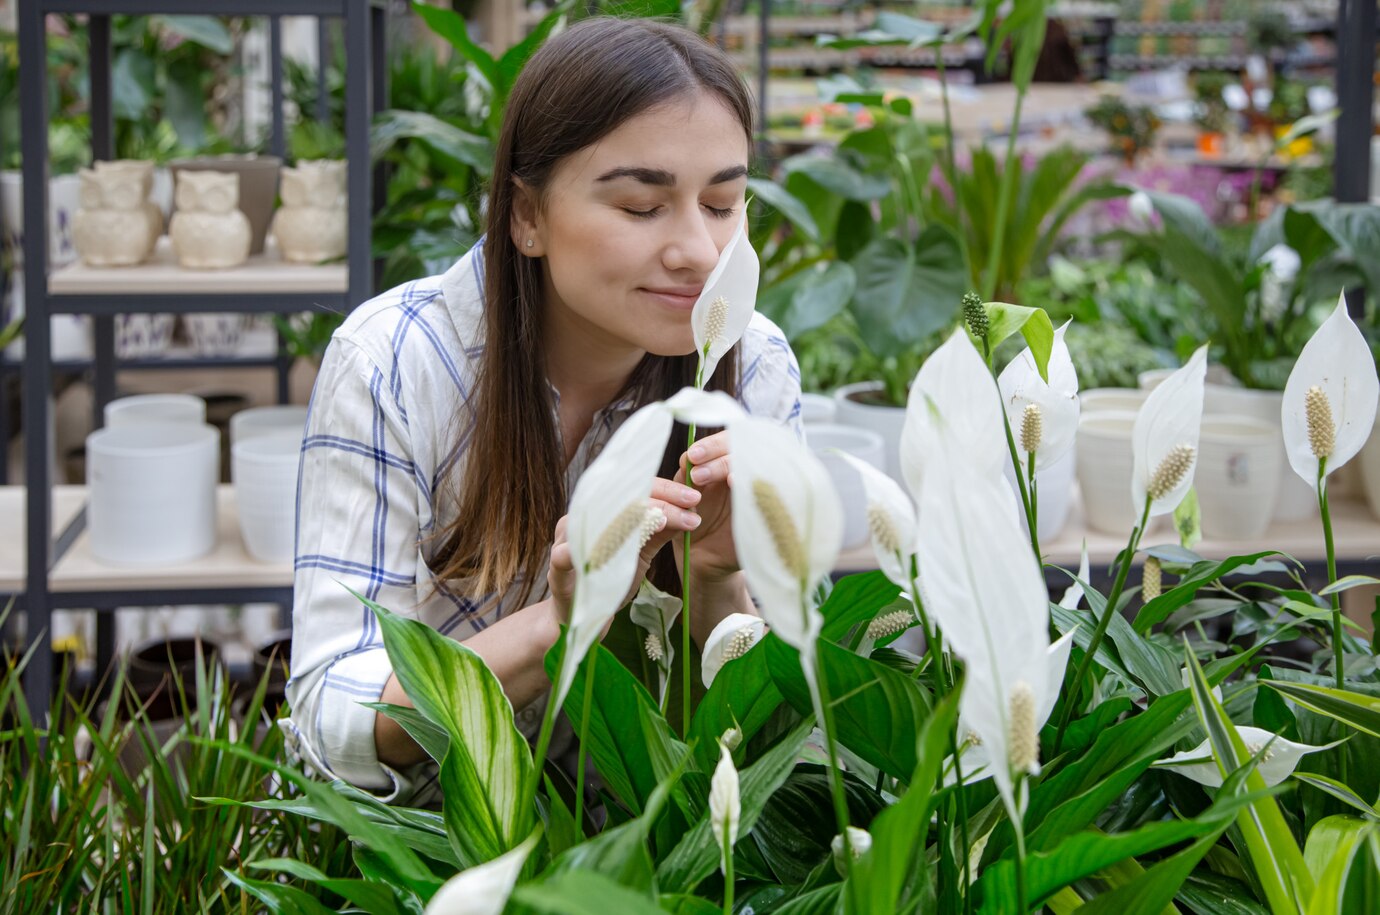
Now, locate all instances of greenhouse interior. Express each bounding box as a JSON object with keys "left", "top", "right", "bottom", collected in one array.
[{"left": 3, "top": 0, "right": 1380, "bottom": 911}]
